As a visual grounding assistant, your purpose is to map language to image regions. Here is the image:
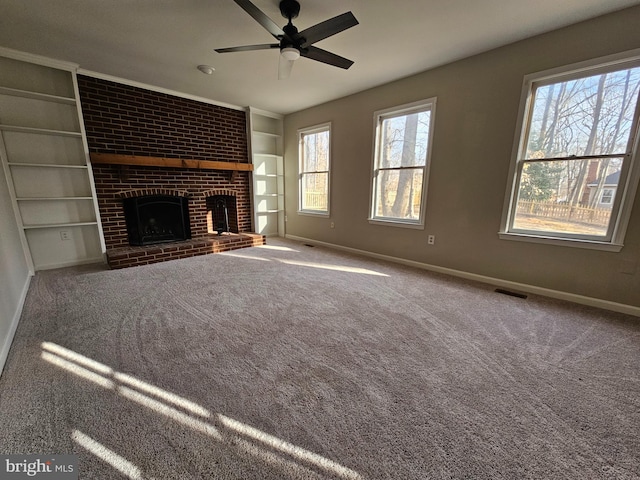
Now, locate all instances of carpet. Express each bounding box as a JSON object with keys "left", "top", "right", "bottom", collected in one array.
[{"left": 0, "top": 238, "right": 638, "bottom": 479}]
